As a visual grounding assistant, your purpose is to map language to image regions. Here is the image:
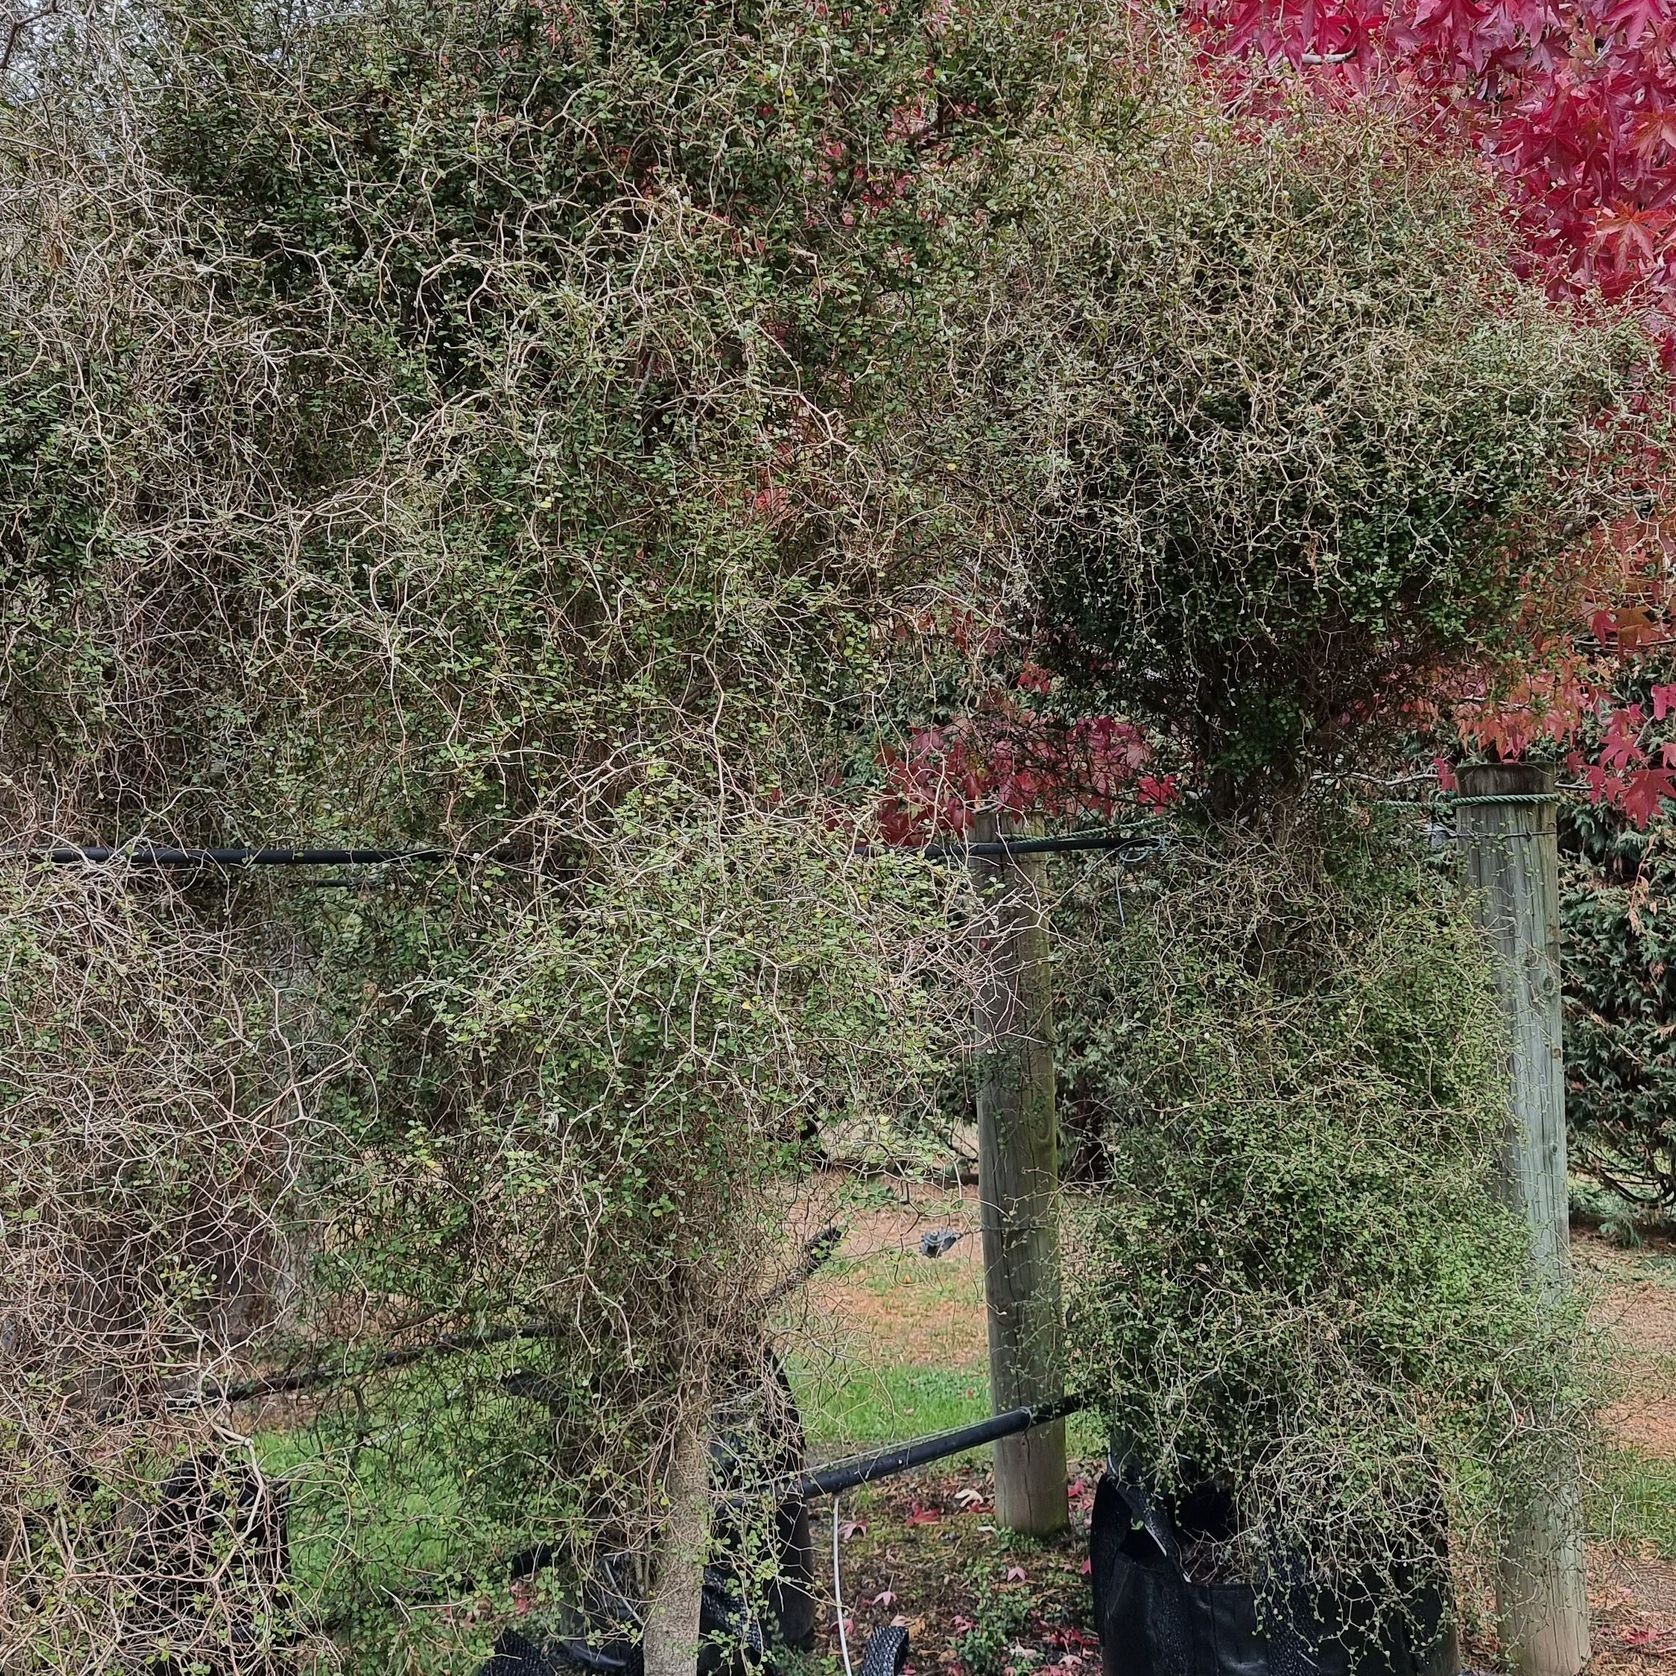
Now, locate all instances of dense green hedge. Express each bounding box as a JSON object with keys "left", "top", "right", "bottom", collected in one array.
[{"left": 1562, "top": 794, "right": 1676, "bottom": 1222}]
